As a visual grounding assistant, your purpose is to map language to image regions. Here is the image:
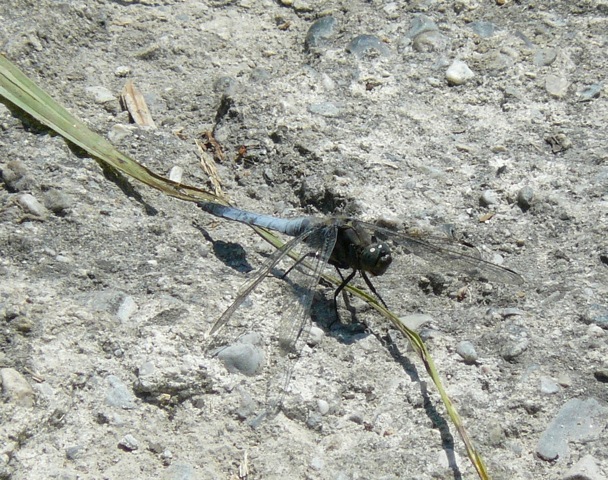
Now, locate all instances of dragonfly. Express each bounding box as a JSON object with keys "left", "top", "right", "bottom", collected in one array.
[{"left": 198, "top": 200, "right": 523, "bottom": 423}]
